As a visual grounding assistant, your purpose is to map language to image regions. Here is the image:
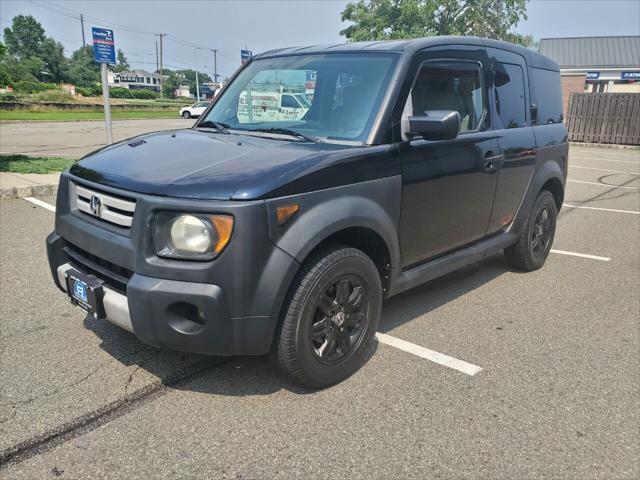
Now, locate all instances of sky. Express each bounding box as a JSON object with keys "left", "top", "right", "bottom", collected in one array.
[{"left": 0, "top": 0, "right": 639, "bottom": 80}]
